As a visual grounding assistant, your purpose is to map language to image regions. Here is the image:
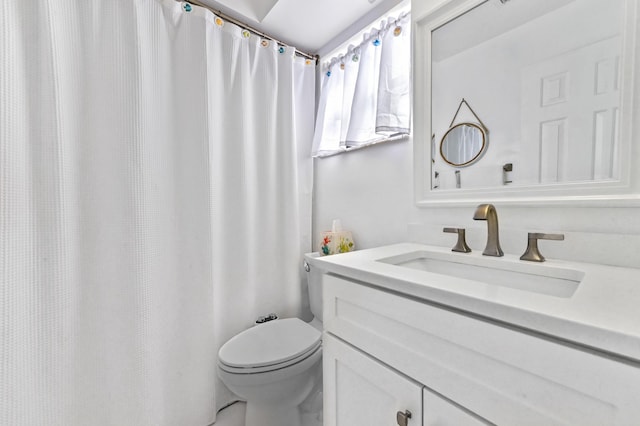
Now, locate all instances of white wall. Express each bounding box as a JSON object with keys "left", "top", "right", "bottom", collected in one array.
[
  {"left": 313, "top": 136, "right": 640, "bottom": 269},
  {"left": 313, "top": 139, "right": 414, "bottom": 251}
]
